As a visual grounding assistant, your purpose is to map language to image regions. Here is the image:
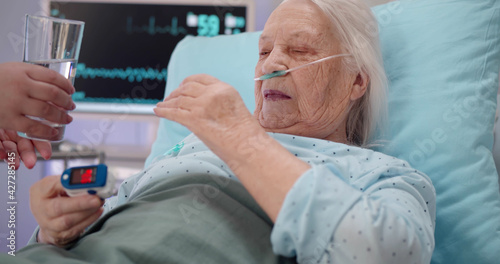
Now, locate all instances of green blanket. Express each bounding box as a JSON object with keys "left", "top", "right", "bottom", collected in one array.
[{"left": 2, "top": 174, "right": 296, "bottom": 264}]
